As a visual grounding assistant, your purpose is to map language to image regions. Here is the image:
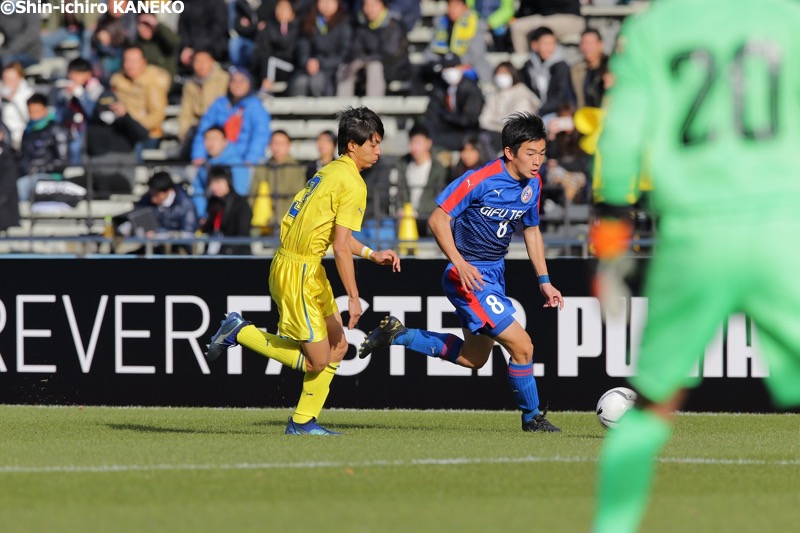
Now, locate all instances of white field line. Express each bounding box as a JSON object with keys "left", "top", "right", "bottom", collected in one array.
[{"left": 1, "top": 455, "right": 799, "bottom": 475}]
